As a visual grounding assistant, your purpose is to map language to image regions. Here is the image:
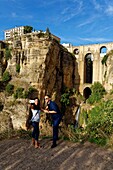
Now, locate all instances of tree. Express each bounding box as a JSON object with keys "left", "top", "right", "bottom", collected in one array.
[
  {"left": 24, "top": 26, "right": 33, "bottom": 34},
  {"left": 5, "top": 47, "right": 12, "bottom": 60},
  {"left": 46, "top": 27, "right": 51, "bottom": 37}
]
